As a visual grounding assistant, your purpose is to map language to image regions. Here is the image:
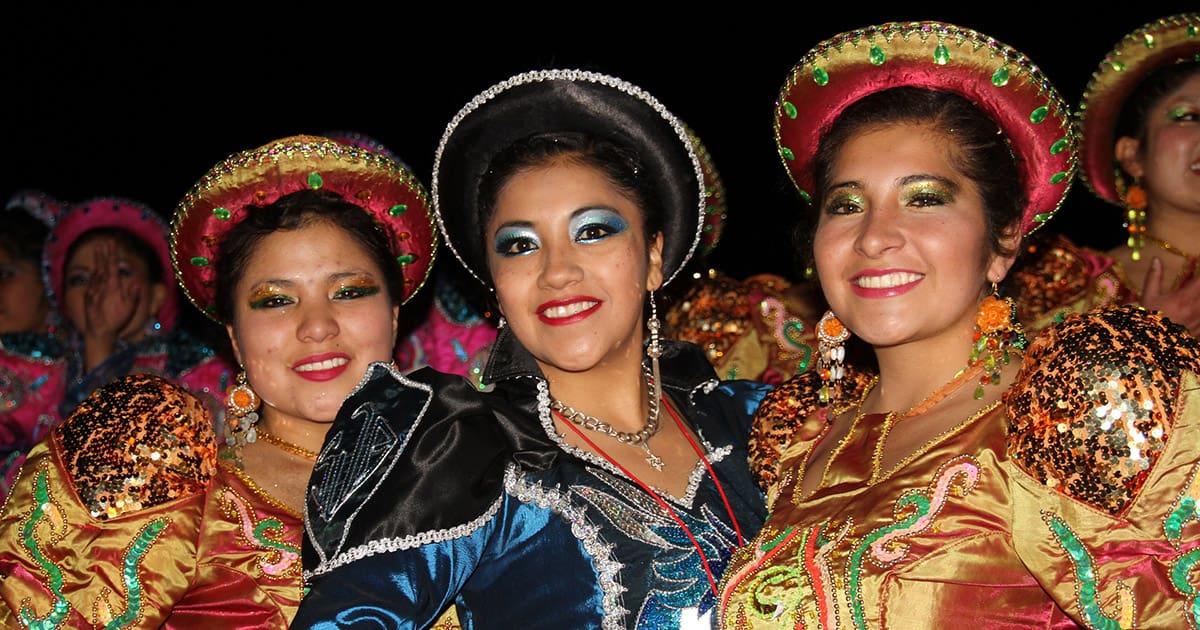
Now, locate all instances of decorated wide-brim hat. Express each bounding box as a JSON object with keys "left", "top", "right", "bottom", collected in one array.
[
  {"left": 6, "top": 190, "right": 65, "bottom": 228},
  {"left": 775, "top": 21, "right": 1077, "bottom": 236},
  {"left": 44, "top": 197, "right": 179, "bottom": 331},
  {"left": 685, "top": 127, "right": 728, "bottom": 258},
  {"left": 1080, "top": 13, "right": 1200, "bottom": 205},
  {"left": 433, "top": 69, "right": 705, "bottom": 289},
  {"left": 172, "top": 135, "right": 437, "bottom": 322}
]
